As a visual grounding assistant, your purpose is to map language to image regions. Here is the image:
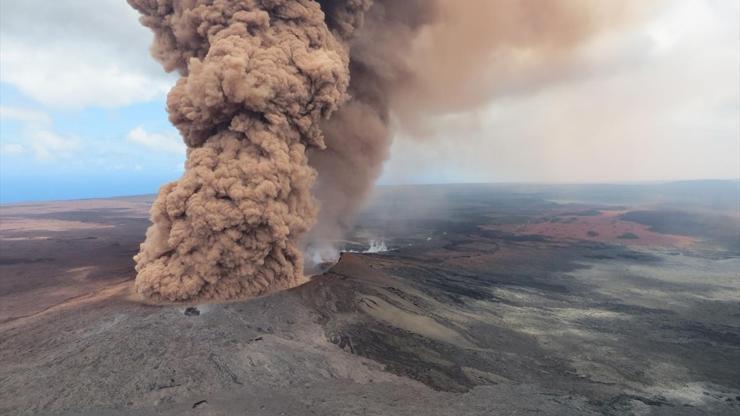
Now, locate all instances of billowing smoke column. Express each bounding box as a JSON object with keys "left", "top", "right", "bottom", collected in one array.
[
  {"left": 128, "top": 0, "right": 362, "bottom": 301},
  {"left": 130, "top": 0, "right": 636, "bottom": 302}
]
